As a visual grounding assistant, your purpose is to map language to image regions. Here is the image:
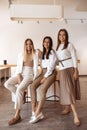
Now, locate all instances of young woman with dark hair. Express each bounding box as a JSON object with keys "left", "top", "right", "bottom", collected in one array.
[
  {"left": 56, "top": 29, "right": 81, "bottom": 126},
  {"left": 29, "top": 36, "right": 57, "bottom": 123}
]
